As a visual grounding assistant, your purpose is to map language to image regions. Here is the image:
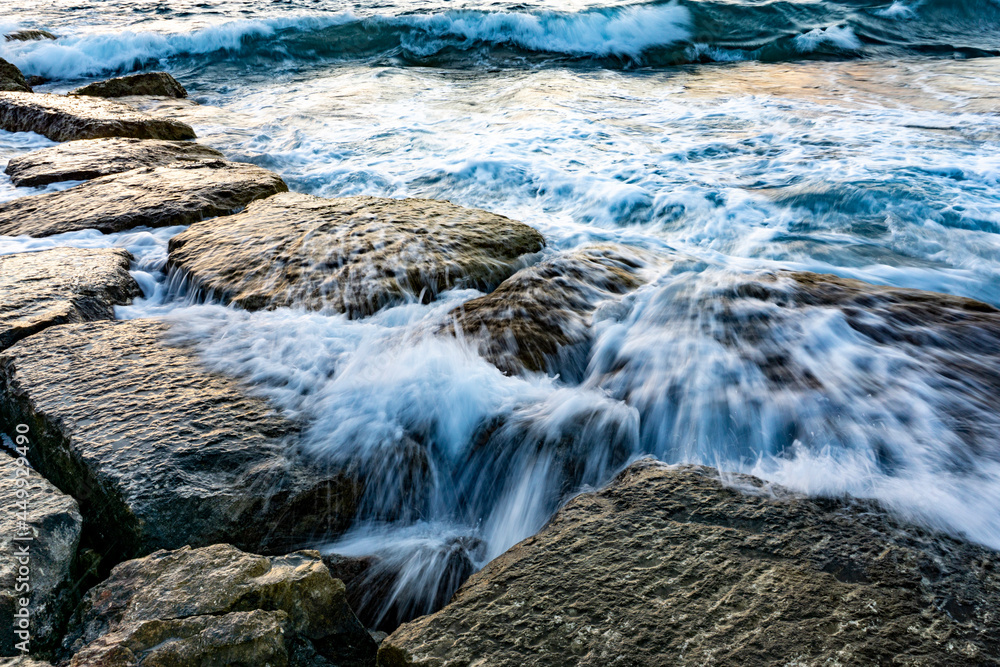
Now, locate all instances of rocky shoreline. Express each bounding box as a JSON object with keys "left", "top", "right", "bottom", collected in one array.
[{"left": 1, "top": 59, "right": 999, "bottom": 666}]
